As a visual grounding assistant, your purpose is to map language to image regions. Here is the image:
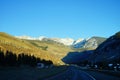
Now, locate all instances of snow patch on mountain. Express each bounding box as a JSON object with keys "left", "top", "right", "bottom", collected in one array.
[
  {"left": 83, "top": 38, "right": 98, "bottom": 49},
  {"left": 50, "top": 38, "right": 74, "bottom": 45},
  {"left": 15, "top": 36, "right": 36, "bottom": 40},
  {"left": 16, "top": 36, "right": 75, "bottom": 45},
  {"left": 16, "top": 36, "right": 106, "bottom": 48},
  {"left": 72, "top": 39, "right": 86, "bottom": 48},
  {"left": 38, "top": 36, "right": 46, "bottom": 40}
]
